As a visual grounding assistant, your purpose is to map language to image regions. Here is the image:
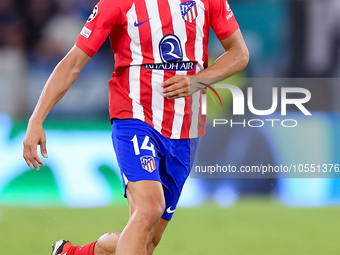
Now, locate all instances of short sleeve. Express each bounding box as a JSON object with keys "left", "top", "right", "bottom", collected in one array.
[
  {"left": 75, "top": 0, "right": 122, "bottom": 57},
  {"left": 210, "top": 0, "right": 239, "bottom": 40}
]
